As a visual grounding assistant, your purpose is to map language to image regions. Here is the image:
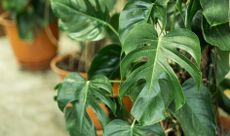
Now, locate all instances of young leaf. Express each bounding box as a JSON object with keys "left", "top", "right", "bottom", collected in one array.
[
  {"left": 202, "top": 19, "right": 230, "bottom": 51},
  {"left": 119, "top": 0, "right": 169, "bottom": 42},
  {"left": 88, "top": 44, "right": 121, "bottom": 79},
  {"left": 185, "top": 0, "right": 201, "bottom": 28},
  {"left": 104, "top": 120, "right": 165, "bottom": 136},
  {"left": 200, "top": 0, "right": 229, "bottom": 26},
  {"left": 51, "top": 0, "right": 115, "bottom": 41},
  {"left": 170, "top": 79, "right": 217, "bottom": 136},
  {"left": 120, "top": 22, "right": 201, "bottom": 125},
  {"left": 56, "top": 73, "right": 116, "bottom": 133}
]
